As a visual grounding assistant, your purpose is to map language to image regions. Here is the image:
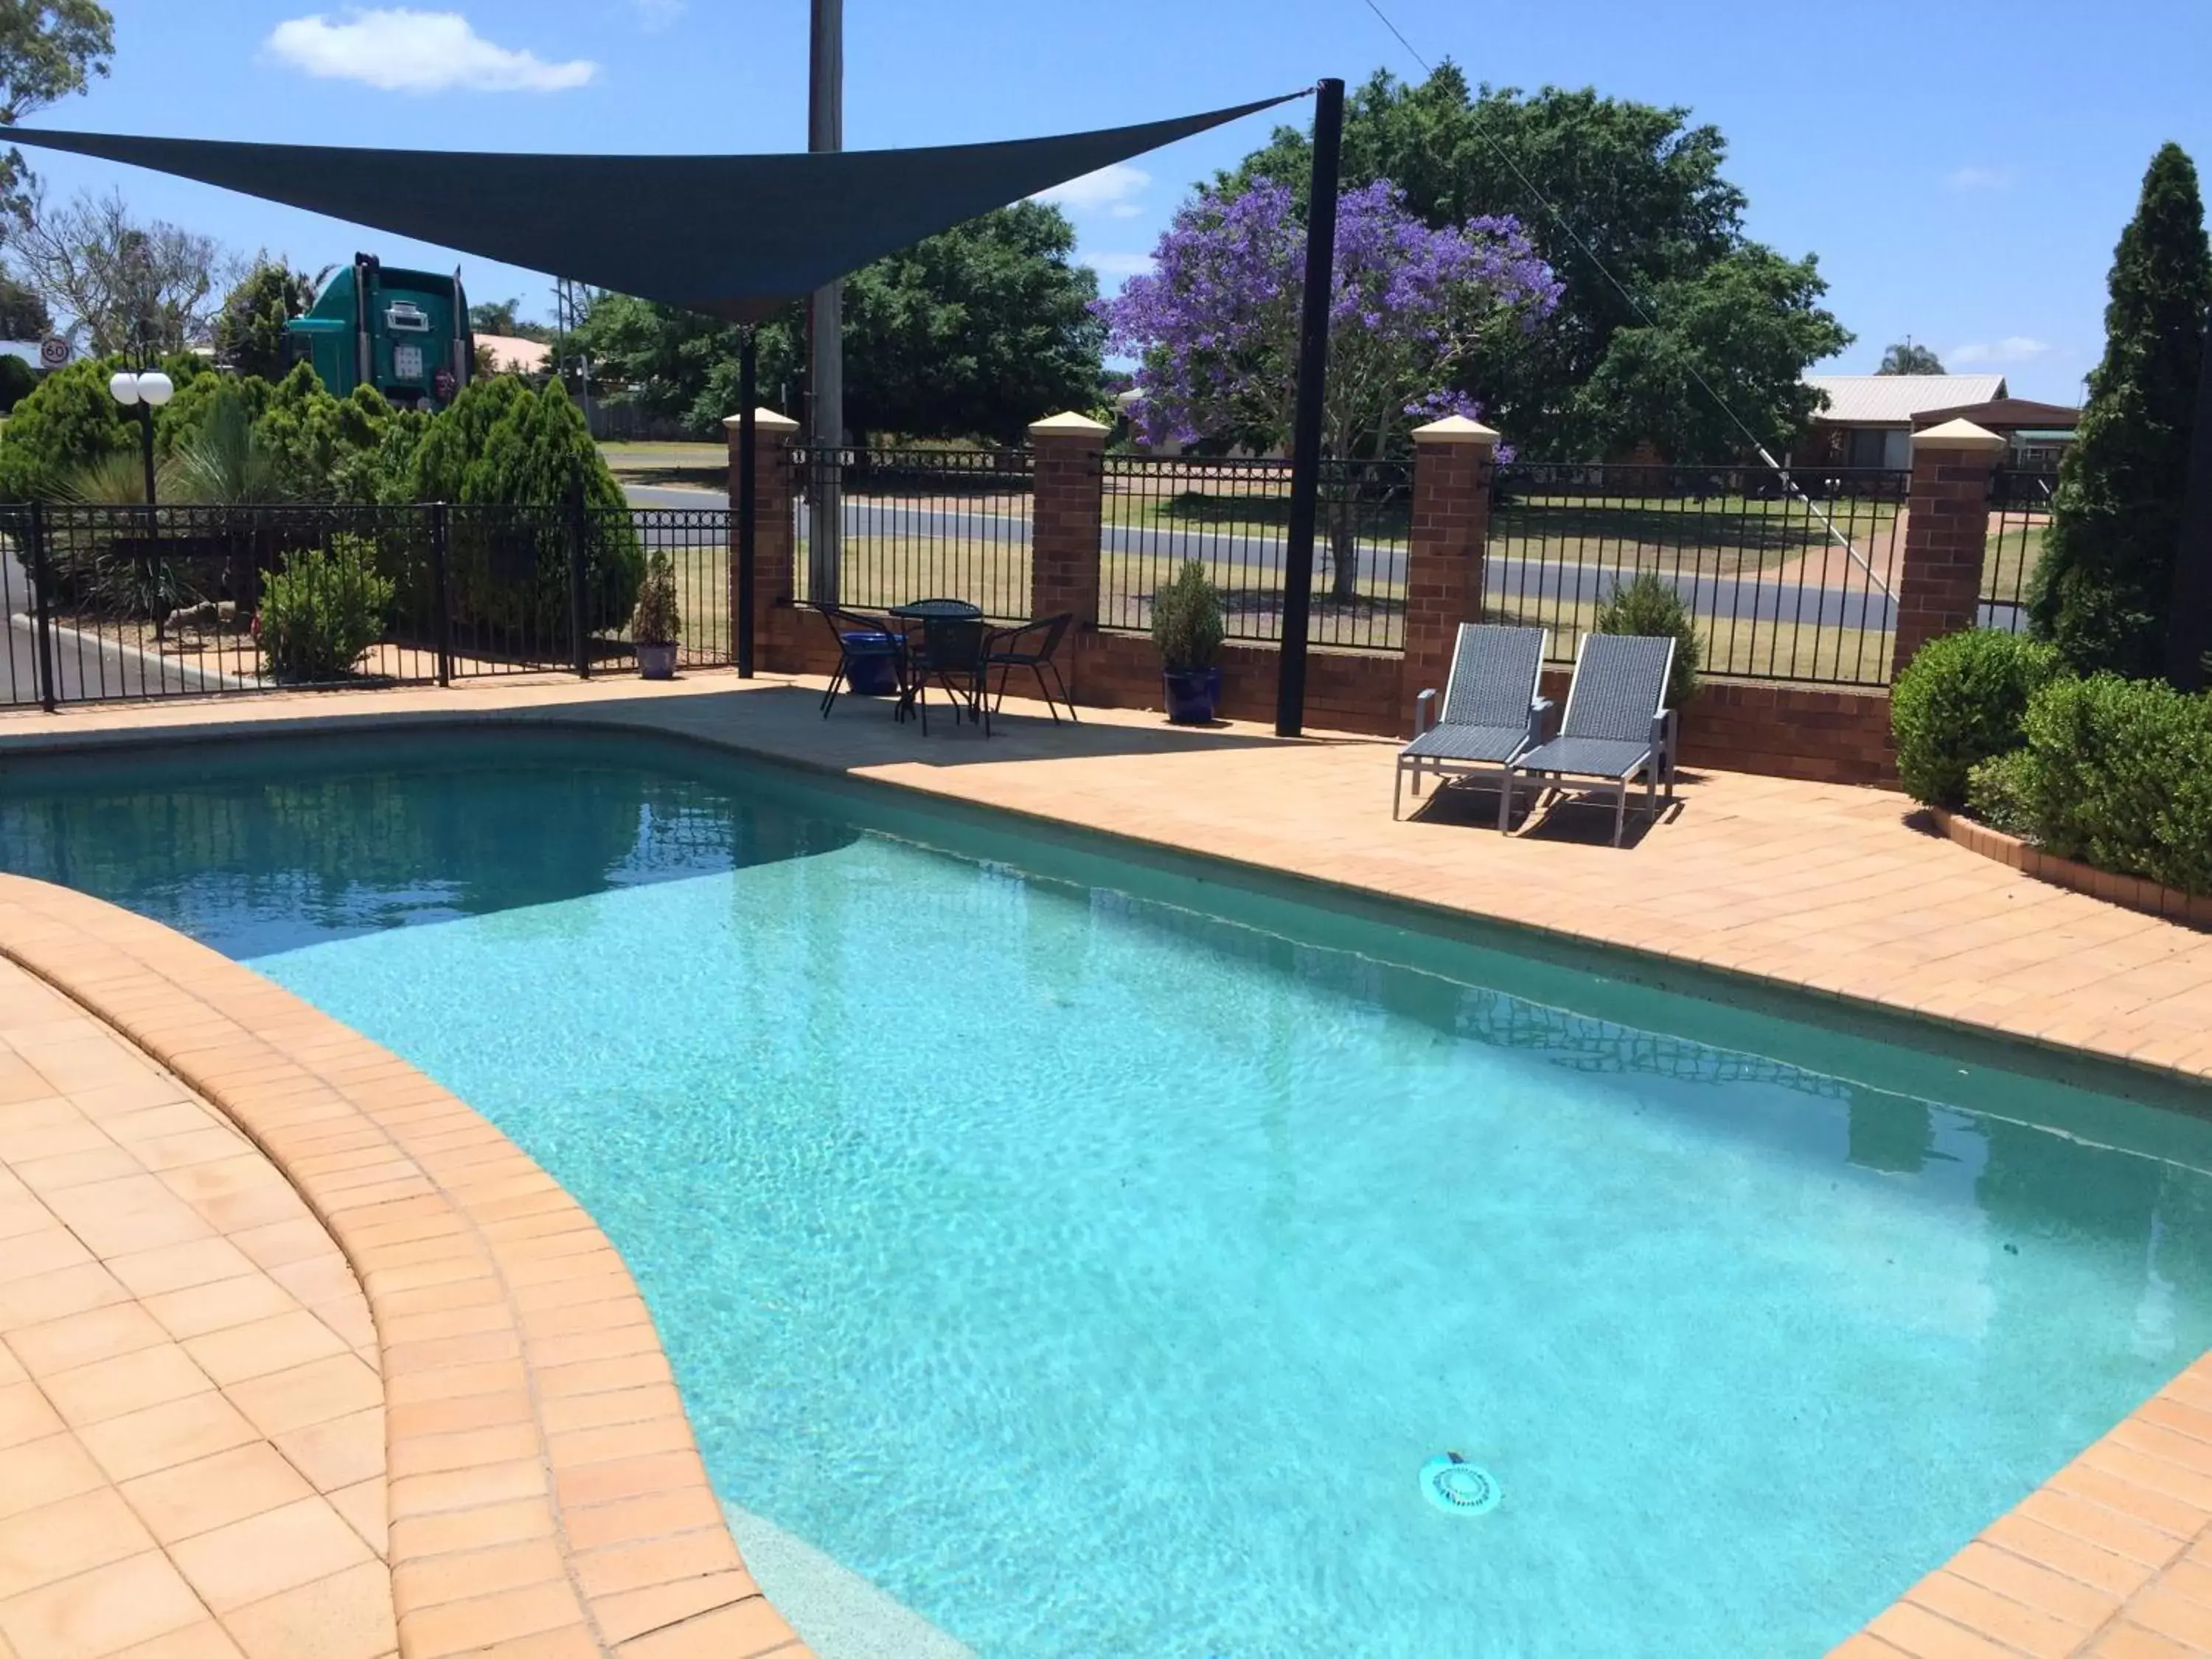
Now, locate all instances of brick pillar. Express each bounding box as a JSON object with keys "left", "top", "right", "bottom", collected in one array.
[
  {"left": 723, "top": 406, "right": 801, "bottom": 671},
  {"left": 1027, "top": 411, "right": 1107, "bottom": 698},
  {"left": 1891, "top": 417, "right": 2006, "bottom": 678},
  {"left": 1399, "top": 414, "right": 1499, "bottom": 734}
]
